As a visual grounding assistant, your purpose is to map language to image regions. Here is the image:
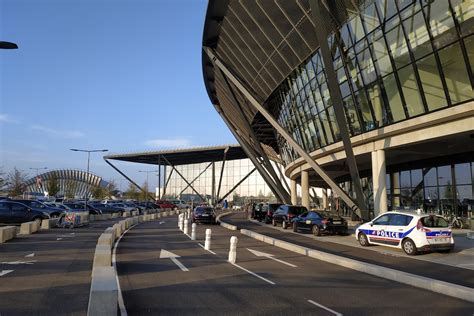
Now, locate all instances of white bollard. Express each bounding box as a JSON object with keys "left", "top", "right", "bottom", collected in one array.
[
  {"left": 183, "top": 218, "right": 189, "bottom": 235},
  {"left": 191, "top": 223, "right": 196, "bottom": 240},
  {"left": 228, "top": 236, "right": 238, "bottom": 263},
  {"left": 178, "top": 214, "right": 183, "bottom": 230},
  {"left": 205, "top": 229, "right": 211, "bottom": 251}
]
